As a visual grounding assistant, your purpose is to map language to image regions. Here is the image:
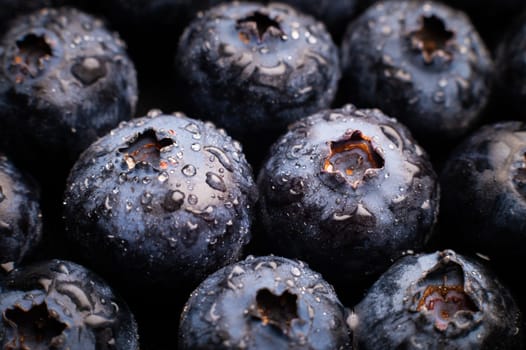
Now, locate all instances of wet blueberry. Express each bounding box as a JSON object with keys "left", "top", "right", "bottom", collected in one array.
[
  {"left": 257, "top": 105, "right": 439, "bottom": 288},
  {"left": 340, "top": 0, "right": 493, "bottom": 152},
  {"left": 178, "top": 255, "right": 351, "bottom": 349},
  {"left": 0, "top": 259, "right": 139, "bottom": 349},
  {"left": 0, "top": 7, "right": 138, "bottom": 172},
  {"left": 439, "top": 121, "right": 526, "bottom": 284},
  {"left": 62, "top": 110, "right": 258, "bottom": 293},
  {"left": 351, "top": 250, "right": 523, "bottom": 349},
  {"left": 175, "top": 1, "right": 341, "bottom": 161},
  {"left": 0, "top": 153, "right": 42, "bottom": 270}
]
